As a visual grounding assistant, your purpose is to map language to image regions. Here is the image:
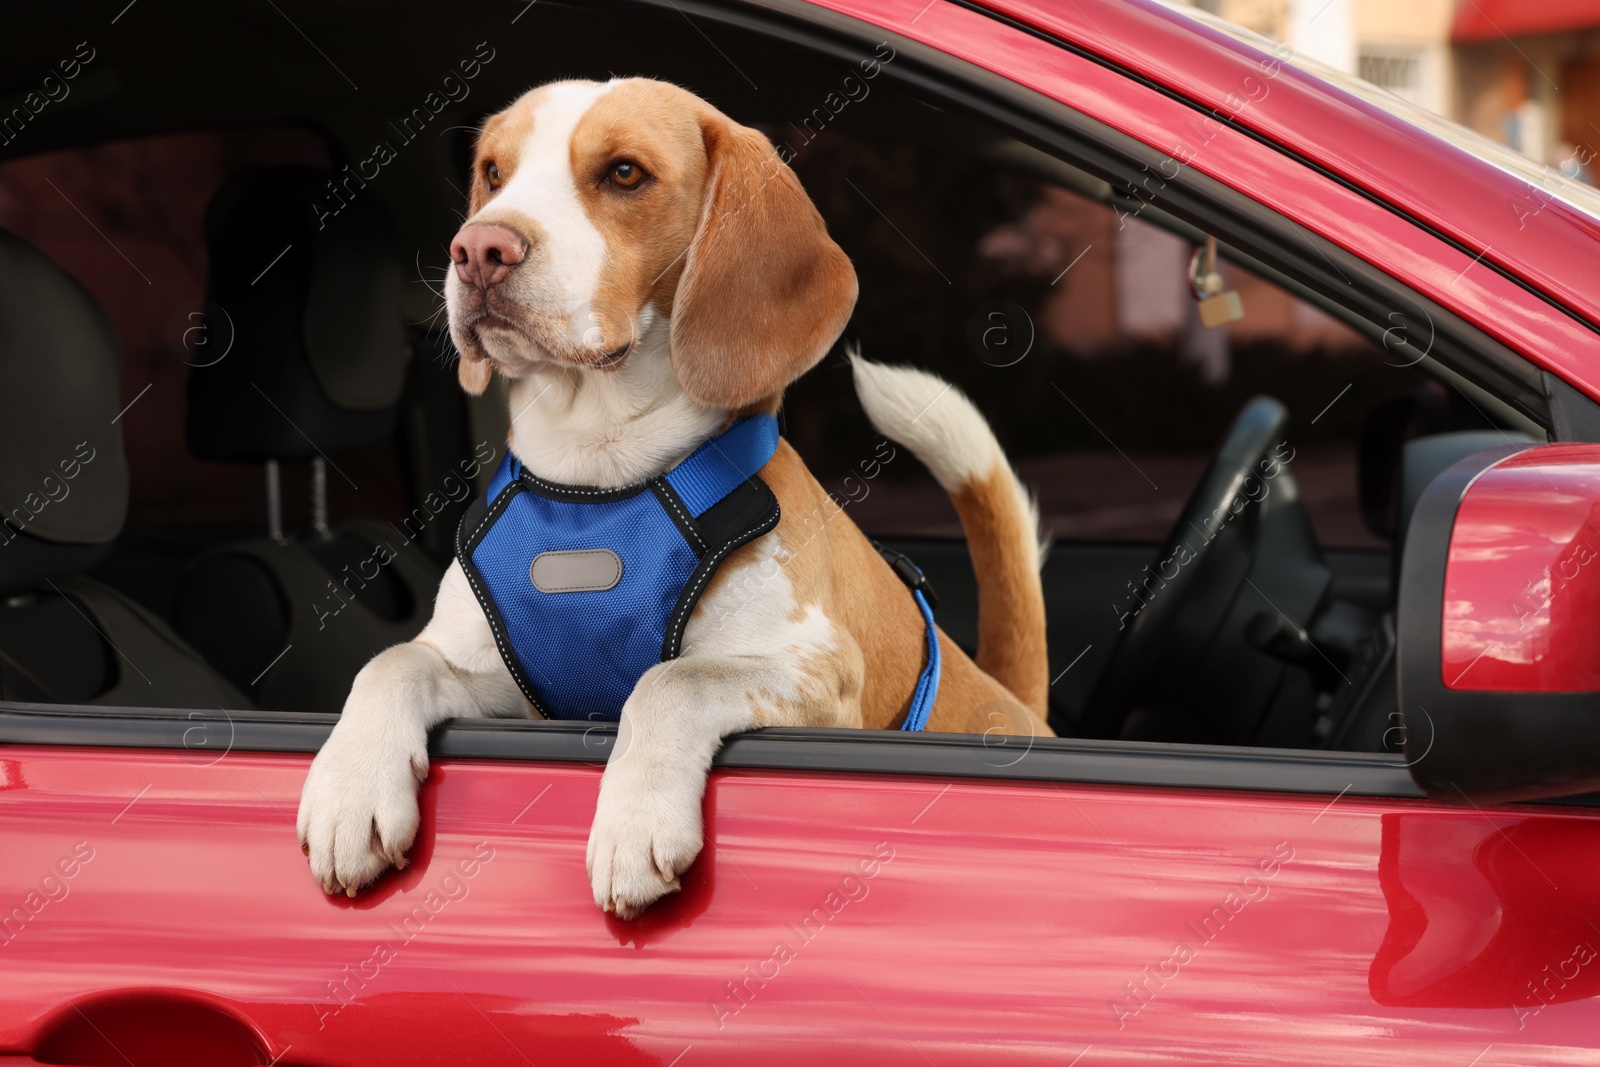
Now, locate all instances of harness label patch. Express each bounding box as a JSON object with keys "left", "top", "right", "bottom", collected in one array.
[{"left": 529, "top": 548, "right": 623, "bottom": 593}]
